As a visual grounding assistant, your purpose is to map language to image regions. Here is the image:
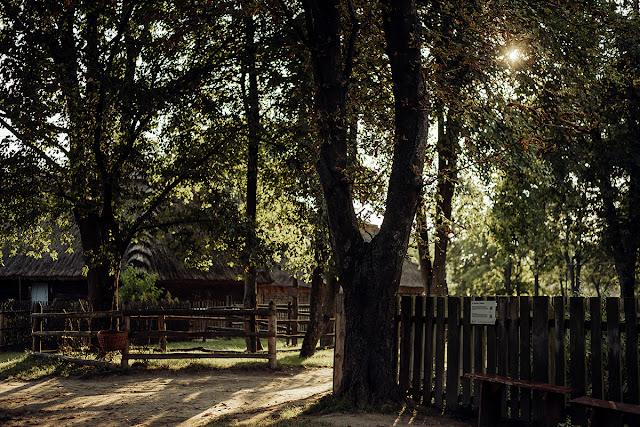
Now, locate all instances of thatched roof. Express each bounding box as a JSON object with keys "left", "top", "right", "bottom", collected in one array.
[
  {"left": 0, "top": 230, "right": 272, "bottom": 284},
  {"left": 1, "top": 223, "right": 424, "bottom": 291},
  {"left": 0, "top": 247, "right": 84, "bottom": 281},
  {"left": 399, "top": 258, "right": 424, "bottom": 290}
]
